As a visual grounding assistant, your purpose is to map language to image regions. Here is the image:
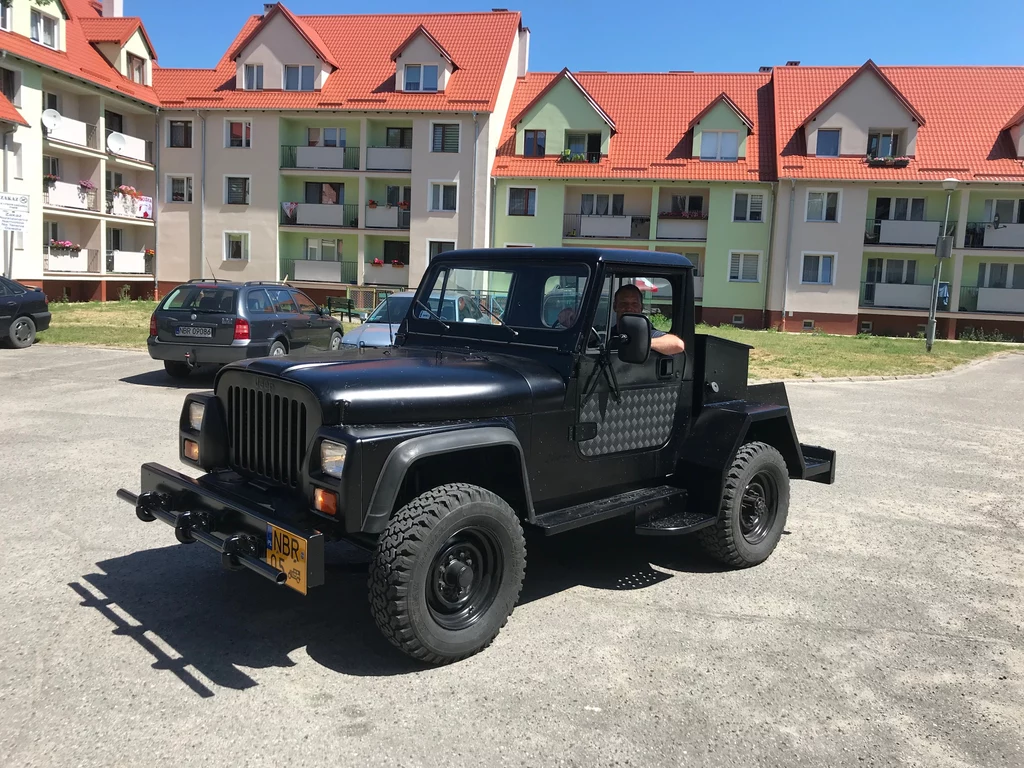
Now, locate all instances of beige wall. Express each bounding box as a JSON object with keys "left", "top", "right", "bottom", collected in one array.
[
  {"left": 121, "top": 29, "right": 153, "bottom": 86},
  {"left": 1011, "top": 123, "right": 1024, "bottom": 158},
  {"left": 395, "top": 36, "right": 454, "bottom": 92},
  {"left": 769, "top": 181, "right": 867, "bottom": 315},
  {"left": 805, "top": 70, "right": 919, "bottom": 157},
  {"left": 234, "top": 12, "right": 329, "bottom": 90}
]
